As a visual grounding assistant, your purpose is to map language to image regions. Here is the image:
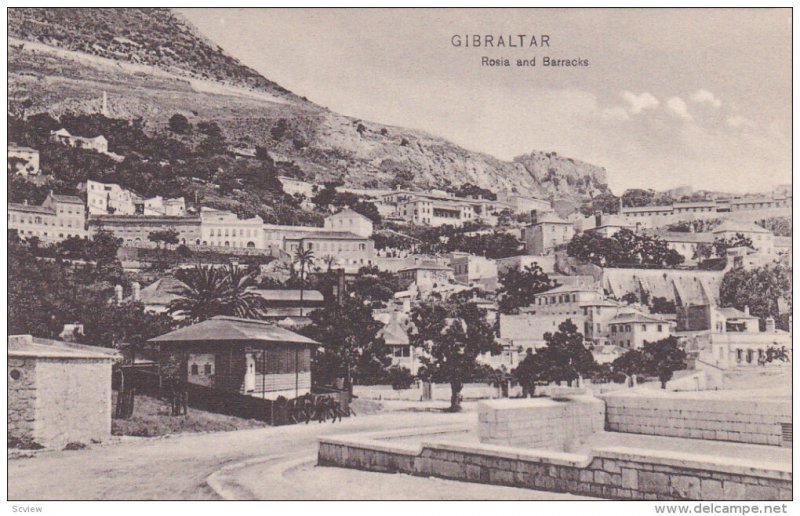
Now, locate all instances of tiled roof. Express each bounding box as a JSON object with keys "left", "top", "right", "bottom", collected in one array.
[
  {"left": 251, "top": 289, "right": 324, "bottom": 303},
  {"left": 716, "top": 307, "right": 758, "bottom": 320},
  {"left": 291, "top": 231, "right": 367, "bottom": 240},
  {"left": 149, "top": 316, "right": 319, "bottom": 346},
  {"left": 712, "top": 220, "right": 771, "bottom": 234},
  {"left": 137, "top": 277, "right": 187, "bottom": 306},
  {"left": 9, "top": 335, "right": 120, "bottom": 360},
  {"left": 51, "top": 194, "right": 84, "bottom": 205},
  {"left": 399, "top": 260, "right": 451, "bottom": 272},
  {"left": 608, "top": 311, "right": 669, "bottom": 325}
]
